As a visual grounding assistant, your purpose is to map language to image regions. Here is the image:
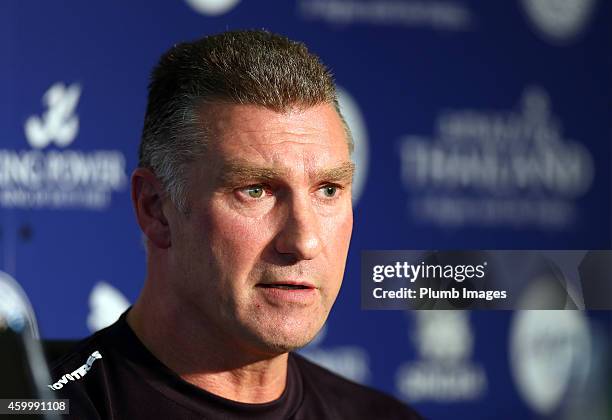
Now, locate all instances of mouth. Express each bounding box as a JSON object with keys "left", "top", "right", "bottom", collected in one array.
[
  {"left": 256, "top": 281, "right": 315, "bottom": 290},
  {"left": 255, "top": 281, "right": 317, "bottom": 305}
]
